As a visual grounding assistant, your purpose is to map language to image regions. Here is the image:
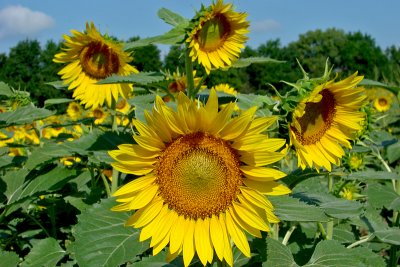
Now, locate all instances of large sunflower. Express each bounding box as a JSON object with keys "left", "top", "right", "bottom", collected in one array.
[
  {"left": 109, "top": 90, "right": 290, "bottom": 266},
  {"left": 186, "top": 0, "right": 249, "bottom": 74},
  {"left": 289, "top": 72, "right": 367, "bottom": 171},
  {"left": 54, "top": 22, "right": 138, "bottom": 109}
]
